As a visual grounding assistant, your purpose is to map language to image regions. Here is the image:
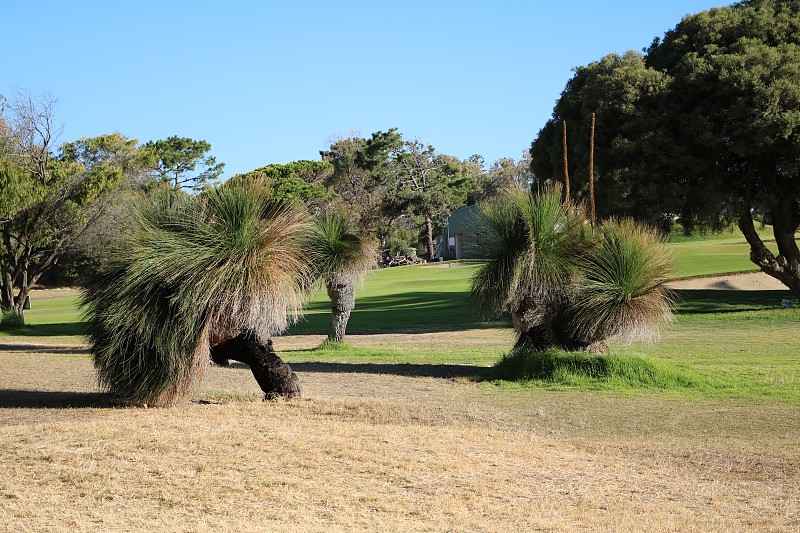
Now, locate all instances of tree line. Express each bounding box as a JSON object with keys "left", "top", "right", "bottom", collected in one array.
[
  {"left": 3, "top": 0, "right": 800, "bottom": 325},
  {"left": 0, "top": 91, "right": 531, "bottom": 323}
]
